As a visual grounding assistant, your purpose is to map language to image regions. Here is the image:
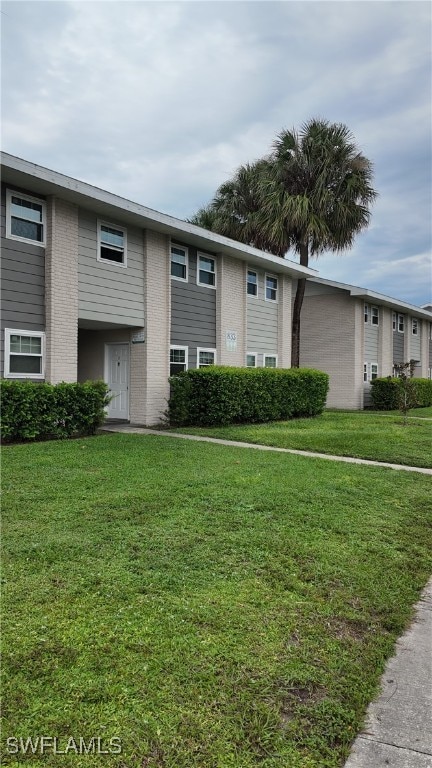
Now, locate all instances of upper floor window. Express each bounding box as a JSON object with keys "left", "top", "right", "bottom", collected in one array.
[
  {"left": 247, "top": 270, "right": 258, "bottom": 297},
  {"left": 198, "top": 348, "right": 216, "bottom": 367},
  {"left": 392, "top": 312, "right": 397, "bottom": 331},
  {"left": 412, "top": 318, "right": 418, "bottom": 336},
  {"left": 197, "top": 254, "right": 216, "bottom": 288},
  {"left": 398, "top": 314, "right": 405, "bottom": 333},
  {"left": 363, "top": 363, "right": 368, "bottom": 383},
  {"left": 170, "top": 346, "right": 188, "bottom": 376},
  {"left": 364, "top": 304, "right": 369, "bottom": 323},
  {"left": 4, "top": 329, "right": 45, "bottom": 379},
  {"left": 171, "top": 245, "right": 188, "bottom": 281},
  {"left": 6, "top": 190, "right": 46, "bottom": 246},
  {"left": 264, "top": 355, "right": 277, "bottom": 368},
  {"left": 265, "top": 275, "right": 278, "bottom": 302},
  {"left": 97, "top": 221, "right": 127, "bottom": 266},
  {"left": 371, "top": 306, "right": 379, "bottom": 326}
]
